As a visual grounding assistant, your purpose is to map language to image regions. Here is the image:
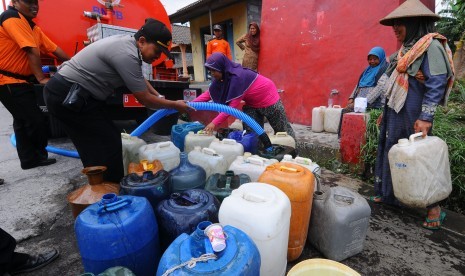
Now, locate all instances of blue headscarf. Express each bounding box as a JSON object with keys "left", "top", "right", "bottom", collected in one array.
[
  {"left": 358, "top": 47, "right": 387, "bottom": 88},
  {"left": 205, "top": 53, "right": 258, "bottom": 104}
]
